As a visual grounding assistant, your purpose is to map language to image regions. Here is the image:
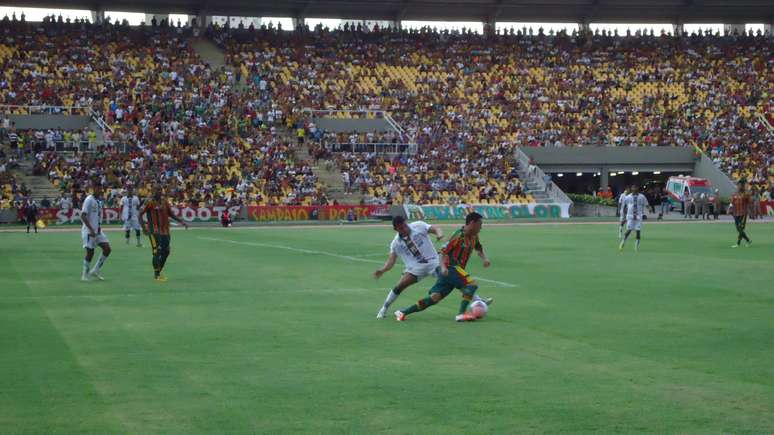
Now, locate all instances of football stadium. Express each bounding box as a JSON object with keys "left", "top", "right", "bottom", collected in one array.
[{"left": 1, "top": 0, "right": 773, "bottom": 432}]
